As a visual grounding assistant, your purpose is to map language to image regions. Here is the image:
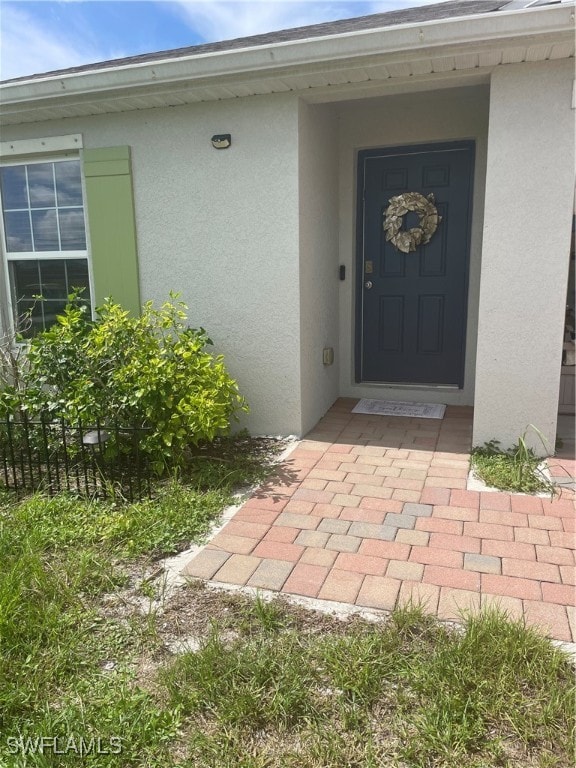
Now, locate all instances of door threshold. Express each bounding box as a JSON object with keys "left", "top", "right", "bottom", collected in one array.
[{"left": 358, "top": 381, "right": 460, "bottom": 391}]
